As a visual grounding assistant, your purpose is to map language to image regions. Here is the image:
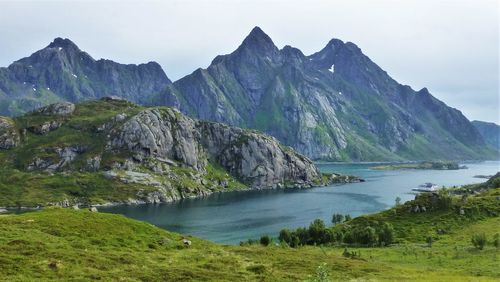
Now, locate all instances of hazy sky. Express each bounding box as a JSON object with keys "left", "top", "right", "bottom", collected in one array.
[{"left": 0, "top": 0, "right": 498, "bottom": 123}]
